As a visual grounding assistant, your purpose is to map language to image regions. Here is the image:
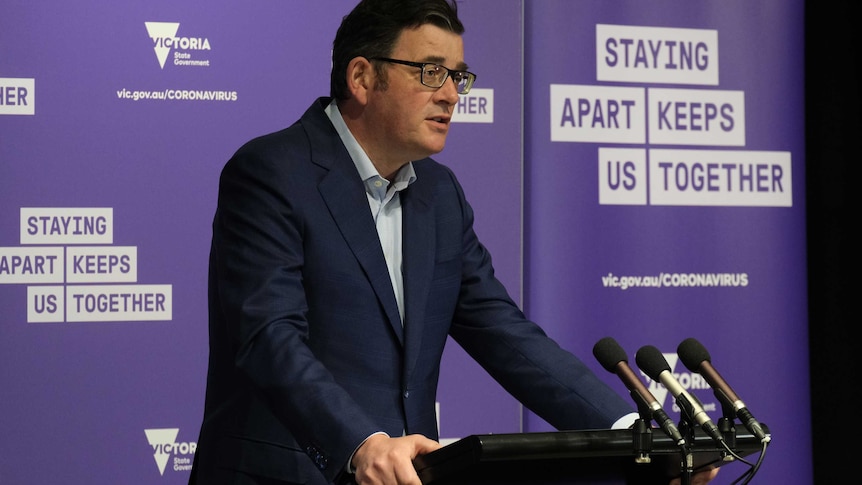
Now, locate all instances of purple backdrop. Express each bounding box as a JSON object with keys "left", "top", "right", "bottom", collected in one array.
[
  {"left": 1, "top": 0, "right": 807, "bottom": 484},
  {"left": 523, "top": 1, "right": 808, "bottom": 484},
  {"left": 1, "top": 1, "right": 522, "bottom": 483}
]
